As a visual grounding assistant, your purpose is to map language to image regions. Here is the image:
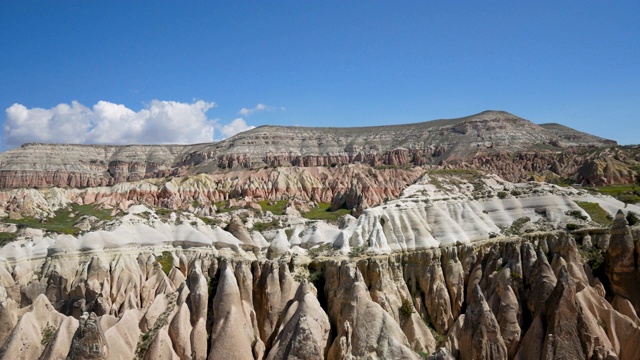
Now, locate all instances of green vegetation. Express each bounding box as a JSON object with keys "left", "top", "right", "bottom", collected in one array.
[
  {"left": 258, "top": 199, "right": 288, "bottom": 215},
  {"left": 5, "top": 203, "right": 113, "bottom": 236},
  {"left": 510, "top": 271, "right": 522, "bottom": 280},
  {"left": 156, "top": 251, "right": 173, "bottom": 275},
  {"left": 294, "top": 268, "right": 322, "bottom": 282},
  {"left": 566, "top": 223, "right": 581, "bottom": 231},
  {"left": 41, "top": 325, "right": 56, "bottom": 345},
  {"left": 505, "top": 217, "right": 530, "bottom": 235},
  {"left": 580, "top": 247, "right": 605, "bottom": 271},
  {"left": 497, "top": 191, "right": 508, "bottom": 199},
  {"left": 252, "top": 219, "right": 280, "bottom": 232},
  {"left": 154, "top": 208, "right": 173, "bottom": 217},
  {"left": 575, "top": 201, "right": 612, "bottom": 226},
  {"left": 307, "top": 243, "right": 337, "bottom": 258},
  {"left": 565, "top": 210, "right": 588, "bottom": 221},
  {"left": 284, "top": 228, "right": 295, "bottom": 239},
  {"left": 627, "top": 211, "right": 639, "bottom": 226},
  {"left": 213, "top": 200, "right": 241, "bottom": 213},
  {"left": 399, "top": 297, "right": 415, "bottom": 318},
  {"left": 198, "top": 216, "right": 220, "bottom": 227},
  {"left": 302, "top": 202, "right": 350, "bottom": 222},
  {"left": 136, "top": 292, "right": 177, "bottom": 359},
  {"left": 349, "top": 244, "right": 367, "bottom": 257},
  {"left": 592, "top": 184, "right": 640, "bottom": 204},
  {"left": 422, "top": 317, "right": 448, "bottom": 347},
  {"left": 0, "top": 231, "right": 18, "bottom": 246}
]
